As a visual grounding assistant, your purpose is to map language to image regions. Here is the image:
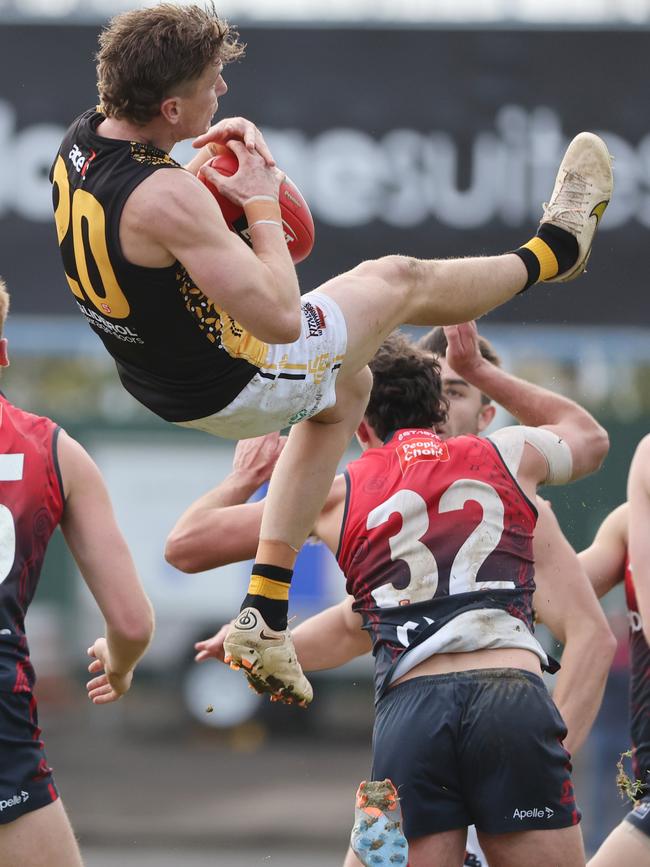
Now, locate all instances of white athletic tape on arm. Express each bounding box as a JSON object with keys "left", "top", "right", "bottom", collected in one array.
[{"left": 488, "top": 426, "right": 573, "bottom": 486}]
